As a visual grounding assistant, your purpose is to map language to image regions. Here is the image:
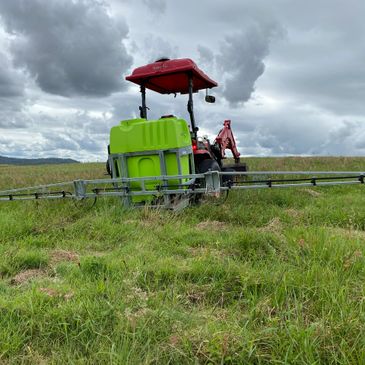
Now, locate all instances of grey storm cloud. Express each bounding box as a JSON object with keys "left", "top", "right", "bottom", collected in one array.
[
  {"left": 197, "top": 45, "right": 214, "bottom": 68},
  {"left": 216, "top": 23, "right": 283, "bottom": 106},
  {"left": 0, "top": 51, "right": 29, "bottom": 128},
  {"left": 320, "top": 121, "right": 365, "bottom": 155},
  {"left": 42, "top": 132, "right": 79, "bottom": 151},
  {"left": 142, "top": 0, "right": 166, "bottom": 14},
  {"left": 42, "top": 130, "right": 105, "bottom": 154},
  {"left": 0, "top": 52, "right": 25, "bottom": 98},
  {"left": 0, "top": 0, "right": 132, "bottom": 97},
  {"left": 0, "top": 110, "right": 30, "bottom": 129},
  {"left": 36, "top": 112, "right": 111, "bottom": 160},
  {"left": 0, "top": 109, "right": 30, "bottom": 129},
  {"left": 215, "top": 108, "right": 365, "bottom": 157},
  {"left": 142, "top": 35, "right": 179, "bottom": 63},
  {"left": 0, "top": 92, "right": 29, "bottom": 130}
]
